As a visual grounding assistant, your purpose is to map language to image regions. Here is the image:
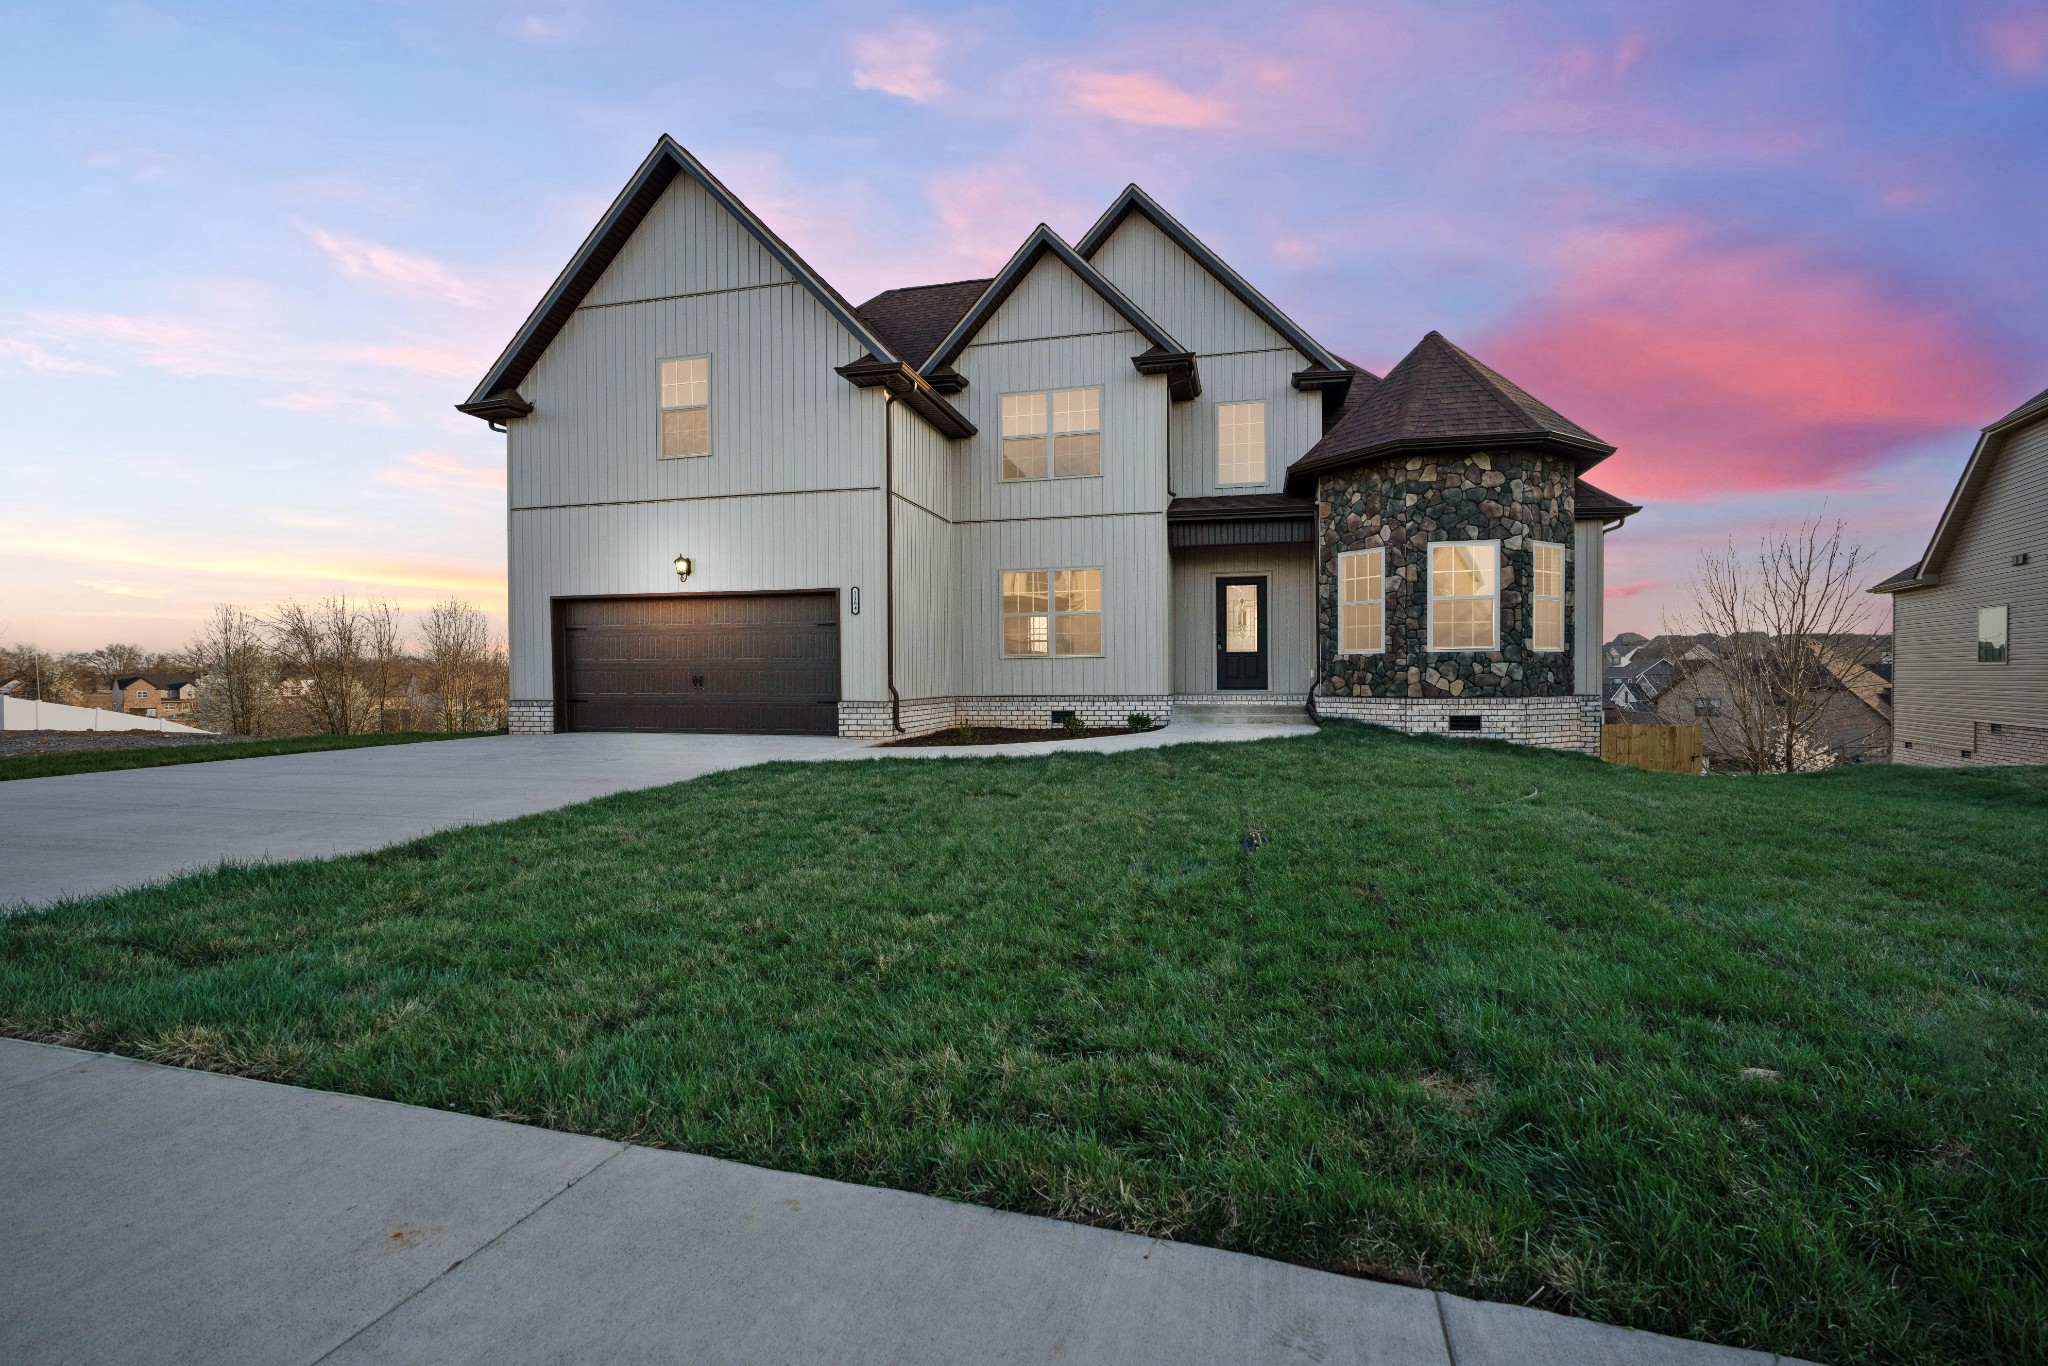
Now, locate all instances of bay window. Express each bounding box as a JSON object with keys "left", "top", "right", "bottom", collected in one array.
[{"left": 1428, "top": 541, "right": 1499, "bottom": 651}]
